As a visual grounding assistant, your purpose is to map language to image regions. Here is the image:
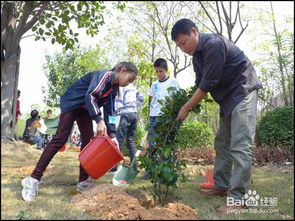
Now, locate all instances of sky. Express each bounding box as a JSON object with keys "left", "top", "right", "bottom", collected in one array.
[{"left": 17, "top": 1, "right": 294, "bottom": 114}]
